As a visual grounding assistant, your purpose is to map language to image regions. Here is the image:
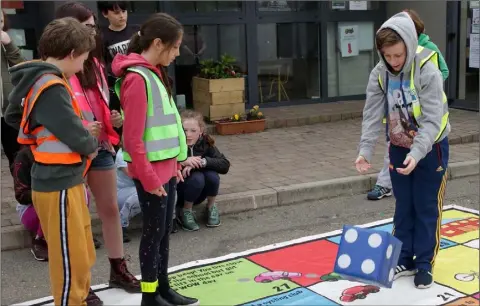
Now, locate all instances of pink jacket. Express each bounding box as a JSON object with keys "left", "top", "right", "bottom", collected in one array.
[{"left": 69, "top": 58, "right": 119, "bottom": 147}]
